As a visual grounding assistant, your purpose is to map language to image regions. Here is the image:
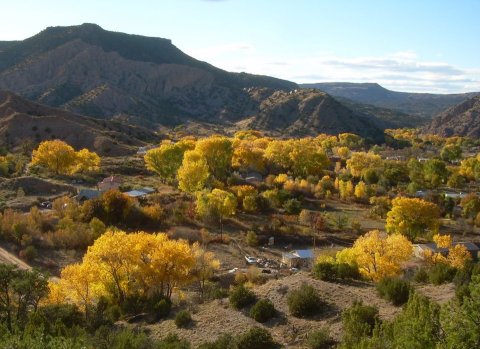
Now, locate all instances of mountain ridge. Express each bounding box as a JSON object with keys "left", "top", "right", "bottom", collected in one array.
[
  {"left": 0, "top": 24, "right": 391, "bottom": 140},
  {"left": 301, "top": 82, "right": 480, "bottom": 118}
]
